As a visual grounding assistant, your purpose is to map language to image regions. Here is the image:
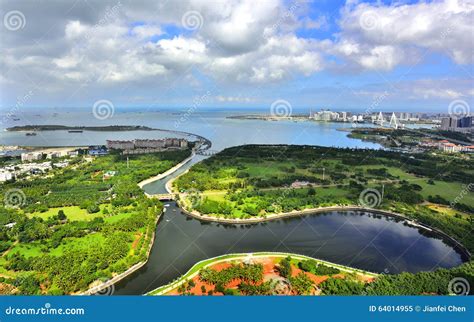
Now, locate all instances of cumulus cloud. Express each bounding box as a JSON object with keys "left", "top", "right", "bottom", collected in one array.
[
  {"left": 0, "top": 0, "right": 472, "bottom": 107},
  {"left": 335, "top": 0, "right": 474, "bottom": 69}
]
